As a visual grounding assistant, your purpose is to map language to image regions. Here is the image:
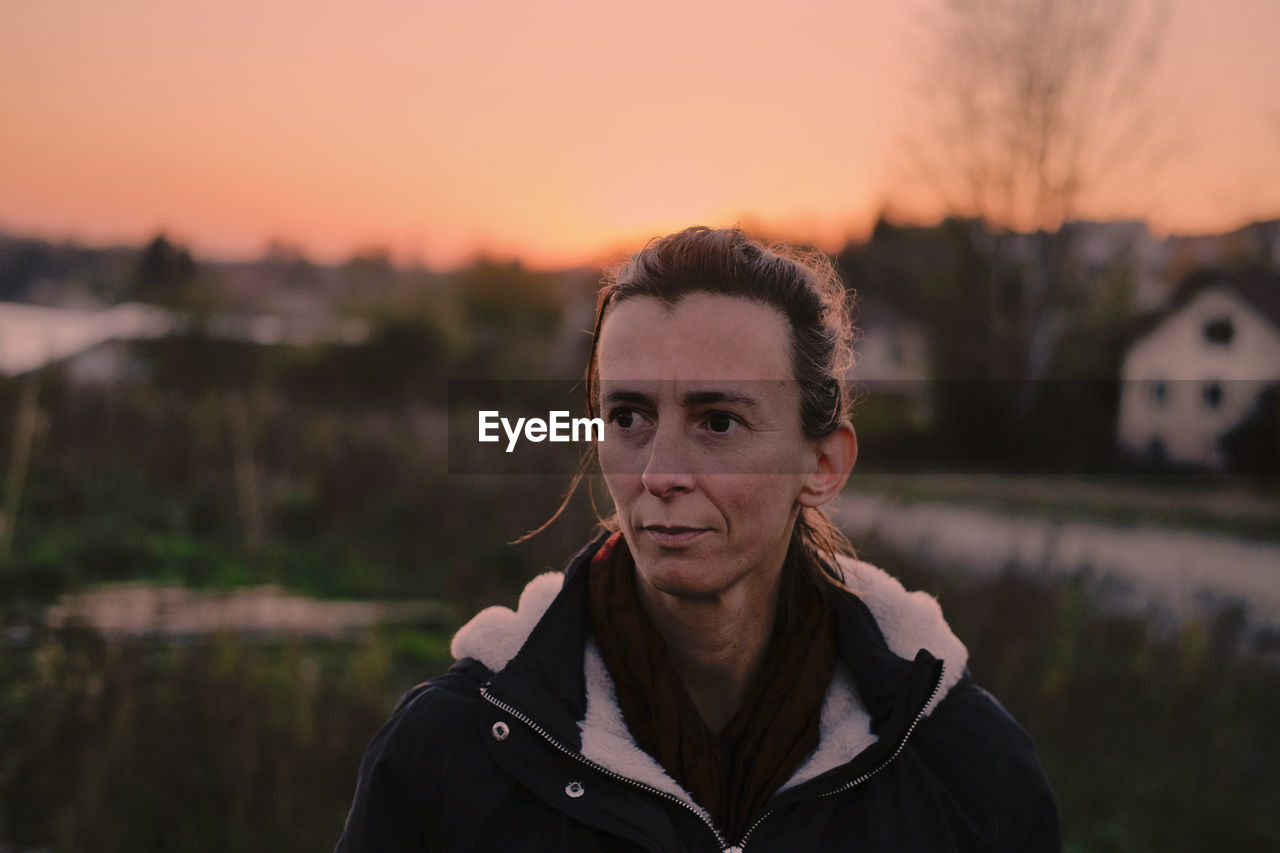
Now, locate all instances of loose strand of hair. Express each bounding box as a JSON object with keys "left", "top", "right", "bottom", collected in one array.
[{"left": 508, "top": 448, "right": 596, "bottom": 545}]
